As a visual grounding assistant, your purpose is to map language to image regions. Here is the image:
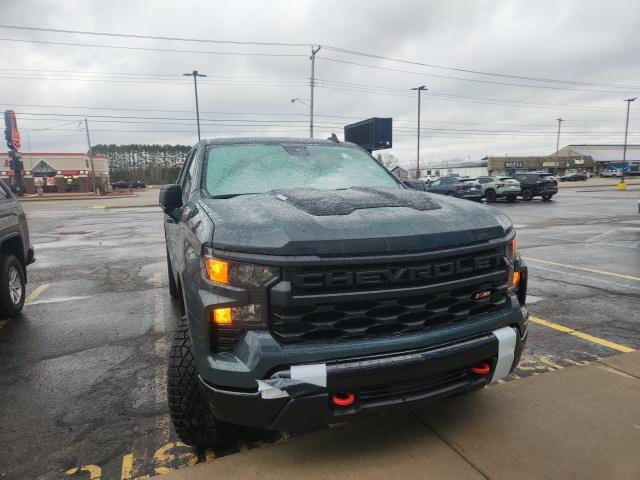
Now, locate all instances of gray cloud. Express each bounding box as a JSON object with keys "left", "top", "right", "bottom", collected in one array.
[{"left": 0, "top": 0, "right": 638, "bottom": 167}]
